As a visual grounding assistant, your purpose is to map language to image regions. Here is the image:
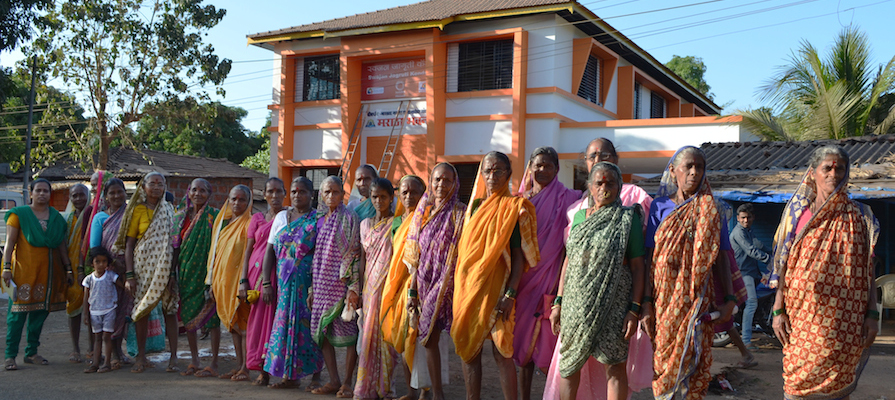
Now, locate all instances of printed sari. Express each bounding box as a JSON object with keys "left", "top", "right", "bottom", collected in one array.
[
  {"left": 353, "top": 198, "right": 376, "bottom": 221},
  {"left": 4, "top": 206, "right": 68, "bottom": 313},
  {"left": 100, "top": 206, "right": 129, "bottom": 338},
  {"left": 355, "top": 216, "right": 400, "bottom": 399},
  {"left": 245, "top": 212, "right": 278, "bottom": 371},
  {"left": 207, "top": 198, "right": 252, "bottom": 333},
  {"left": 64, "top": 207, "right": 88, "bottom": 316},
  {"left": 264, "top": 209, "right": 323, "bottom": 380},
  {"left": 172, "top": 200, "right": 218, "bottom": 331},
  {"left": 310, "top": 203, "right": 361, "bottom": 347},
  {"left": 771, "top": 165, "right": 878, "bottom": 400}
]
